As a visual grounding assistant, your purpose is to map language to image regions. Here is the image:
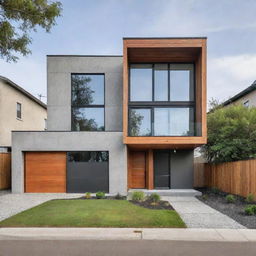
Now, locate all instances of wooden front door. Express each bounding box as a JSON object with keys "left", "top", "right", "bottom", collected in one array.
[
  {"left": 128, "top": 151, "right": 146, "bottom": 188},
  {"left": 25, "top": 152, "right": 66, "bottom": 193}
]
